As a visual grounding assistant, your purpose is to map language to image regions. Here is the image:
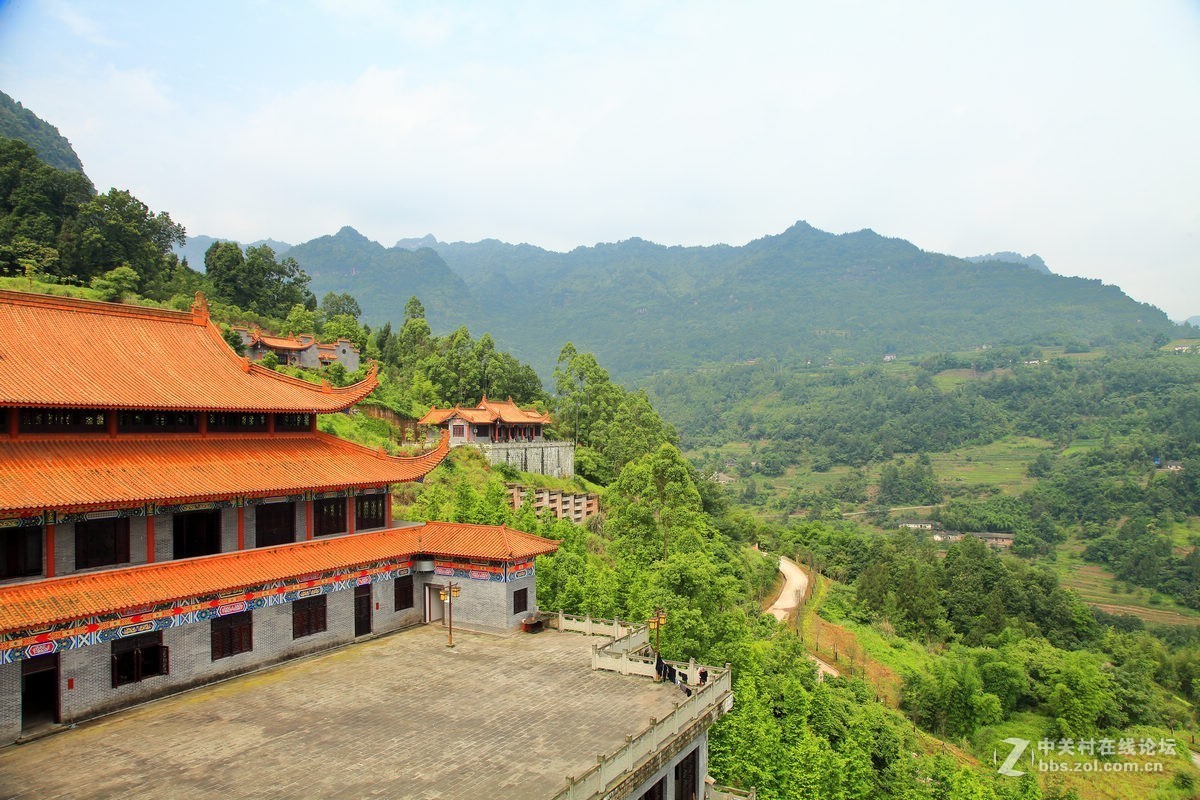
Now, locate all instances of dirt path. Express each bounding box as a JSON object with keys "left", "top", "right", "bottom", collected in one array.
[{"left": 767, "top": 555, "right": 839, "bottom": 678}]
